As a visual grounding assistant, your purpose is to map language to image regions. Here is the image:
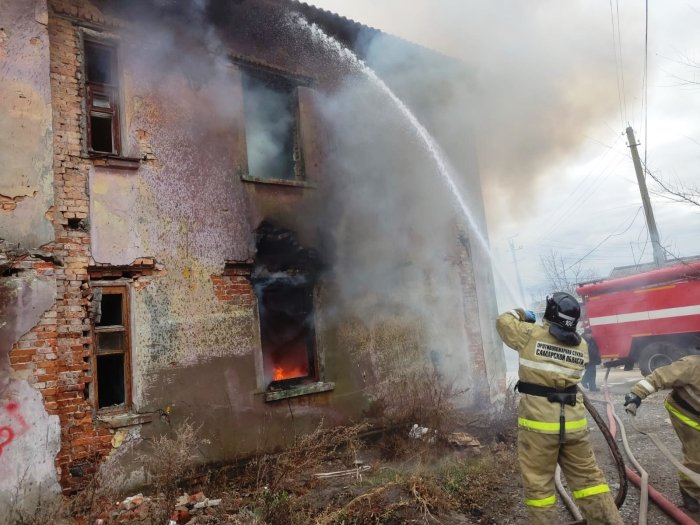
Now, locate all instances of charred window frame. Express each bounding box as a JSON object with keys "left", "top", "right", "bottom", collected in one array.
[
  {"left": 256, "top": 278, "right": 318, "bottom": 384},
  {"left": 240, "top": 66, "right": 305, "bottom": 182},
  {"left": 91, "top": 284, "right": 131, "bottom": 412},
  {"left": 251, "top": 222, "right": 333, "bottom": 402},
  {"left": 83, "top": 36, "right": 121, "bottom": 156}
]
